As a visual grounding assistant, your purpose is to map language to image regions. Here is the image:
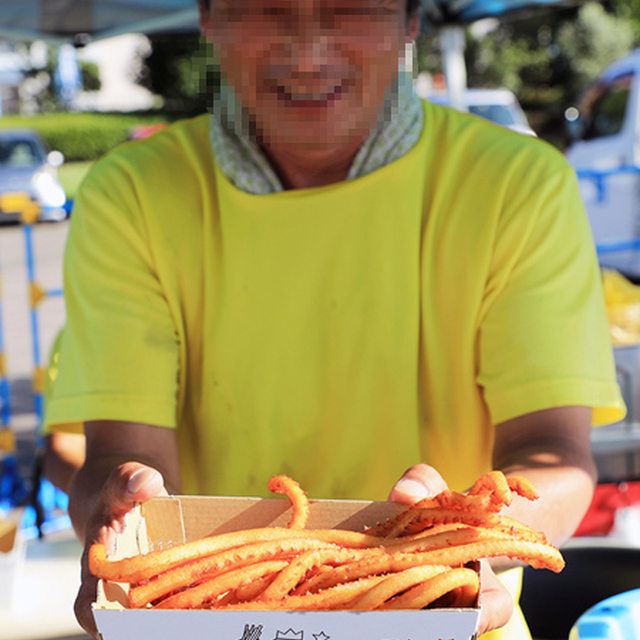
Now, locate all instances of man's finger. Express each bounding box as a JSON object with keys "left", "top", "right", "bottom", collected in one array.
[
  {"left": 75, "top": 578, "right": 100, "bottom": 638},
  {"left": 388, "top": 464, "right": 448, "bottom": 504},
  {"left": 476, "top": 561, "right": 514, "bottom": 636},
  {"left": 104, "top": 462, "right": 168, "bottom": 521}
]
